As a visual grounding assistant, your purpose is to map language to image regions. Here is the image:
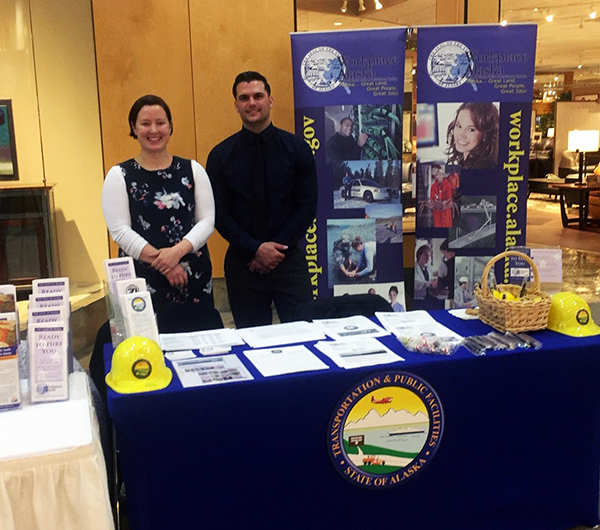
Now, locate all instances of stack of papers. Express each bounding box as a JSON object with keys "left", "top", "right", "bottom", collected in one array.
[
  {"left": 312, "top": 315, "right": 389, "bottom": 341},
  {"left": 236, "top": 321, "right": 325, "bottom": 349},
  {"left": 315, "top": 338, "right": 403, "bottom": 369},
  {"left": 243, "top": 345, "right": 329, "bottom": 377},
  {"left": 375, "top": 311, "right": 463, "bottom": 341},
  {"left": 160, "top": 328, "right": 245, "bottom": 352}
]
